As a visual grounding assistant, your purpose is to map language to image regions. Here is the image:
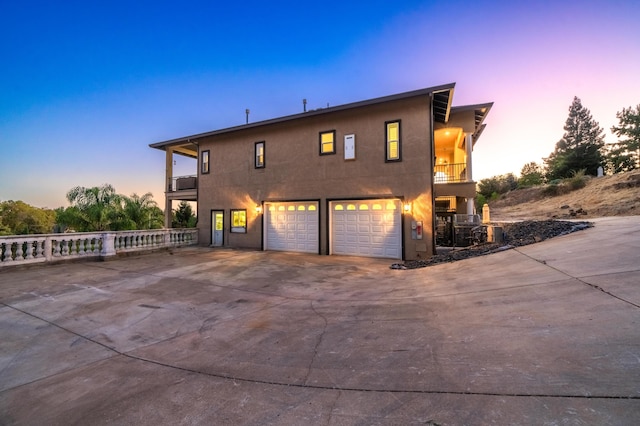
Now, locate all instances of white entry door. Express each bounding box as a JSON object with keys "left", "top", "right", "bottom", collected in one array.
[
  {"left": 265, "top": 202, "right": 319, "bottom": 254},
  {"left": 211, "top": 210, "right": 224, "bottom": 247},
  {"left": 331, "top": 199, "right": 402, "bottom": 259}
]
